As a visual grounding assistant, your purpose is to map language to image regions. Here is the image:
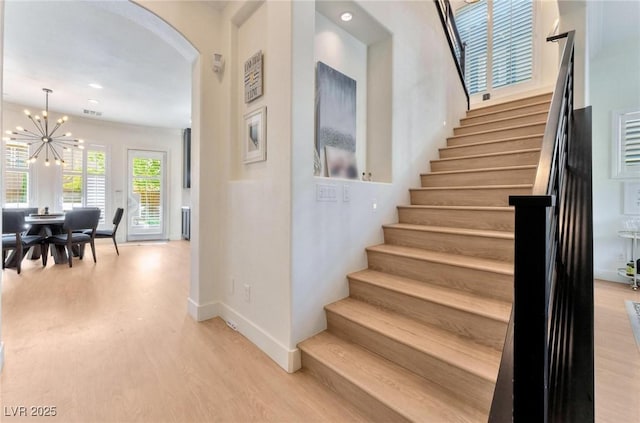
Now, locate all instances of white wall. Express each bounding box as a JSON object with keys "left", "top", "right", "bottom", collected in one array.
[
  {"left": 218, "top": 0, "right": 295, "bottom": 370},
  {"left": 291, "top": 0, "right": 468, "bottom": 353},
  {"left": 0, "top": 0, "right": 5, "bottom": 374},
  {"left": 2, "top": 102, "right": 184, "bottom": 241},
  {"left": 135, "top": 0, "right": 224, "bottom": 318},
  {"left": 314, "top": 12, "right": 368, "bottom": 175},
  {"left": 589, "top": 3, "right": 640, "bottom": 281}
]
